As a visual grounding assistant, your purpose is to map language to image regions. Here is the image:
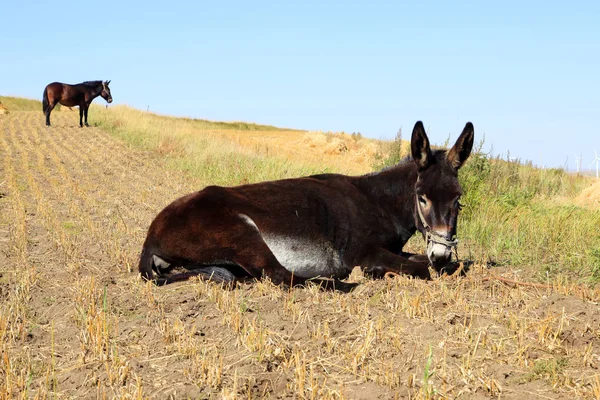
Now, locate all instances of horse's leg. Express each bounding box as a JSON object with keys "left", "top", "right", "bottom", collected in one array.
[
  {"left": 79, "top": 106, "right": 84, "bottom": 127},
  {"left": 83, "top": 105, "right": 89, "bottom": 127},
  {"left": 360, "top": 248, "right": 431, "bottom": 280},
  {"left": 45, "top": 102, "right": 56, "bottom": 126}
]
